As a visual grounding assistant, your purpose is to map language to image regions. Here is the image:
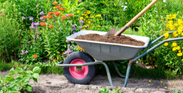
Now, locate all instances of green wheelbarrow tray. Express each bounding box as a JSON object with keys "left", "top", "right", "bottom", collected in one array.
[{"left": 56, "top": 30, "right": 183, "bottom": 87}]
